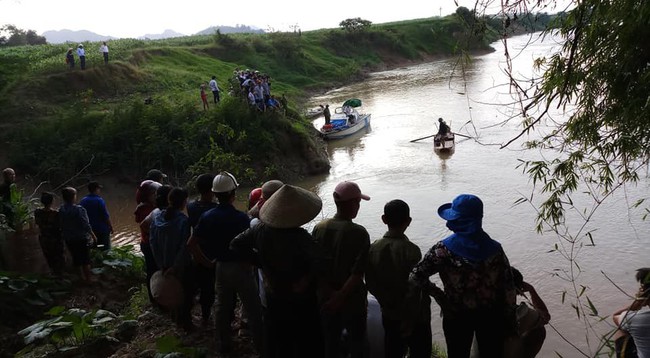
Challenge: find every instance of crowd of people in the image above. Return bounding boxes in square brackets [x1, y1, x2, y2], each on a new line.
[128, 169, 555, 358]
[198, 69, 285, 113]
[1, 167, 113, 282]
[1, 165, 648, 358]
[232, 68, 285, 112]
[64, 42, 109, 70]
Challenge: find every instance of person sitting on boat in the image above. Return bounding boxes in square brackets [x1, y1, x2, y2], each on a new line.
[343, 106, 357, 125]
[438, 118, 450, 136]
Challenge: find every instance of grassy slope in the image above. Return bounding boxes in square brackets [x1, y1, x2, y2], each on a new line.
[0, 15, 516, 182]
[0, 16, 494, 118]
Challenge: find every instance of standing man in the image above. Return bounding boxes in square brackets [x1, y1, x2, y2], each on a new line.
[324, 104, 331, 125]
[79, 181, 113, 251]
[209, 76, 220, 104]
[100, 41, 109, 64]
[0, 168, 16, 203]
[77, 44, 86, 70]
[437, 117, 450, 135]
[0, 168, 17, 229]
[187, 172, 263, 355]
[366, 200, 431, 358]
[312, 181, 371, 358]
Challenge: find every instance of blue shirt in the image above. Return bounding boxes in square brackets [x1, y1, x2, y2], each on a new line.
[59, 203, 93, 242]
[79, 193, 111, 234]
[194, 203, 250, 262]
[150, 210, 190, 269]
[187, 200, 217, 229]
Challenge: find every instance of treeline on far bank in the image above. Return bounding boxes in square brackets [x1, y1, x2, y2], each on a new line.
[0, 11, 557, 185]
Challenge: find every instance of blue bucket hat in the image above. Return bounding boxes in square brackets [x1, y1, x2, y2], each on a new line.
[438, 194, 483, 221]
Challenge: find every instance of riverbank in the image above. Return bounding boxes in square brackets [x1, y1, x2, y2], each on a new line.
[0, 13, 521, 185]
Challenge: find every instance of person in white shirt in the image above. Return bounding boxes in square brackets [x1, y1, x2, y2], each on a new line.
[247, 88, 256, 107]
[209, 76, 220, 103]
[613, 268, 650, 358]
[77, 44, 86, 70]
[100, 42, 109, 64]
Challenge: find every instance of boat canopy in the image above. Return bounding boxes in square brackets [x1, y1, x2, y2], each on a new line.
[342, 99, 362, 108]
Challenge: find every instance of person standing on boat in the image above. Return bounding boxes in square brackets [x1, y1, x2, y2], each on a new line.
[437, 118, 450, 136]
[324, 104, 331, 125]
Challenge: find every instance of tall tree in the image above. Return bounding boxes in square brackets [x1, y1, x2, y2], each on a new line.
[486, 0, 650, 355]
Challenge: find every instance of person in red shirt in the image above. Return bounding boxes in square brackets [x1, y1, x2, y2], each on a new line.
[200, 84, 209, 111]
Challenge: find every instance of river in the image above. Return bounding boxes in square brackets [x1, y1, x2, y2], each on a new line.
[79, 33, 649, 356]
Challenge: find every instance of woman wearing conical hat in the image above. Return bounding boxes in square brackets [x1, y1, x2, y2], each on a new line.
[230, 184, 326, 358]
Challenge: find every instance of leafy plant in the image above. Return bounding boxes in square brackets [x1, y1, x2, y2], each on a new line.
[0, 272, 70, 318]
[155, 335, 206, 358]
[0, 184, 38, 231]
[90, 244, 144, 279]
[17, 306, 116, 349]
[339, 18, 373, 33]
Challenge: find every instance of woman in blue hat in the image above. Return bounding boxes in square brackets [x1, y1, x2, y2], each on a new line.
[408, 194, 516, 358]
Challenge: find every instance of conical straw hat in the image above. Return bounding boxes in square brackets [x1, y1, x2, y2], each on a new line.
[260, 185, 322, 228]
[150, 270, 183, 308]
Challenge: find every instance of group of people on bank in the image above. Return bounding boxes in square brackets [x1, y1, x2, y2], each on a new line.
[233, 68, 284, 112]
[65, 41, 110, 70]
[3, 164, 648, 358]
[199, 69, 284, 113]
[1, 167, 113, 282]
[128, 168, 555, 358]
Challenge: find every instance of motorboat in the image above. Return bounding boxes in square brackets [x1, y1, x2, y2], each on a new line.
[319, 99, 371, 140]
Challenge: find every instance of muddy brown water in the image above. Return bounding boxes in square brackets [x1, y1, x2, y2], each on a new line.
[6, 33, 648, 356]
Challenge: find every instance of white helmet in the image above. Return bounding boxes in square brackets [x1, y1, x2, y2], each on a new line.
[212, 171, 239, 193]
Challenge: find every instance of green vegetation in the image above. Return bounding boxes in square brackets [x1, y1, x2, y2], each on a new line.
[485, 0, 649, 356]
[339, 18, 373, 32]
[156, 335, 206, 358]
[0, 14, 551, 183]
[0, 272, 71, 319]
[90, 244, 145, 279]
[18, 306, 117, 350]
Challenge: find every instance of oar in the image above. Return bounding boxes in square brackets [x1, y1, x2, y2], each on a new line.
[452, 132, 473, 139]
[410, 134, 436, 143]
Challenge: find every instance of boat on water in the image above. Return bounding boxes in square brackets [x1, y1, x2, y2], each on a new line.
[304, 106, 324, 119]
[434, 132, 455, 153]
[319, 99, 371, 140]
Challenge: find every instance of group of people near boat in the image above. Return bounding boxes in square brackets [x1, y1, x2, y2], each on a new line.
[2, 164, 648, 358]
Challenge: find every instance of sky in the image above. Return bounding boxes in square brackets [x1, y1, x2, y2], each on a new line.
[0, 0, 569, 38]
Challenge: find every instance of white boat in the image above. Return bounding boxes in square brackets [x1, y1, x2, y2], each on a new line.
[434, 132, 455, 153]
[319, 99, 371, 140]
[304, 106, 324, 119]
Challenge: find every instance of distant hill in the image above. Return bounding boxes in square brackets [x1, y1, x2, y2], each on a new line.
[140, 29, 186, 40]
[195, 25, 264, 35]
[42, 29, 115, 44]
